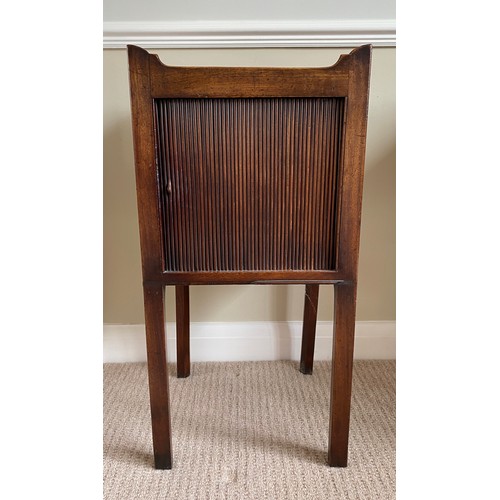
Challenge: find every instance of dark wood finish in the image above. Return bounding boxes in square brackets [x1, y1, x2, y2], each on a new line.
[128, 45, 164, 279]
[152, 270, 349, 286]
[300, 284, 320, 375]
[334, 48, 371, 276]
[128, 43, 370, 286]
[155, 98, 344, 273]
[175, 285, 190, 378]
[127, 44, 371, 469]
[149, 57, 349, 98]
[143, 284, 172, 469]
[328, 283, 357, 467]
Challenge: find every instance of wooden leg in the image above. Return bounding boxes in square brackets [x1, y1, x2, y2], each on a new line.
[175, 285, 190, 378]
[328, 282, 357, 467]
[300, 284, 319, 374]
[143, 284, 172, 469]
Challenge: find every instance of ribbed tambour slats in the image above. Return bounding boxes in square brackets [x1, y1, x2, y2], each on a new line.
[154, 98, 345, 272]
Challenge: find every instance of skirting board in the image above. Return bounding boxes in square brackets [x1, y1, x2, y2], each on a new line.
[103, 321, 395, 363]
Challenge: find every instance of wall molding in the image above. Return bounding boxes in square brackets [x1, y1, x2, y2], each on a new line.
[103, 20, 396, 49]
[103, 320, 395, 363]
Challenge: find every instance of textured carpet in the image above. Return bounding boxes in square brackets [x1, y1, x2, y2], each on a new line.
[104, 360, 395, 499]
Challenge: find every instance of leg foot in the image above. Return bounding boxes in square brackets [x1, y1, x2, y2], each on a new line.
[154, 454, 172, 470]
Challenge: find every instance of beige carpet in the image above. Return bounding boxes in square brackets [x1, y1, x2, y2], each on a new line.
[104, 360, 395, 499]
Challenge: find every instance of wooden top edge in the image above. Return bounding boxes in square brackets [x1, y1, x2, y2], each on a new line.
[127, 44, 371, 71]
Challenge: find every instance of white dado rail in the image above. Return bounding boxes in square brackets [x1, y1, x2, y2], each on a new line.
[103, 20, 396, 48]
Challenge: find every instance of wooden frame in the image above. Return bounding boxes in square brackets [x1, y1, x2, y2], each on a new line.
[128, 44, 371, 469]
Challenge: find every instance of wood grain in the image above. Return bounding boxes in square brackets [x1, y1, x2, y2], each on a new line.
[175, 285, 190, 378]
[127, 44, 371, 469]
[300, 284, 320, 375]
[143, 284, 172, 469]
[328, 282, 357, 467]
[149, 57, 349, 98]
[155, 97, 344, 273]
[128, 45, 164, 279]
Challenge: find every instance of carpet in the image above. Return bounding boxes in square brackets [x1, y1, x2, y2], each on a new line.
[104, 360, 395, 499]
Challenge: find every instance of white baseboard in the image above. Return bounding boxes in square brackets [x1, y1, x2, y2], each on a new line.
[103, 321, 395, 363]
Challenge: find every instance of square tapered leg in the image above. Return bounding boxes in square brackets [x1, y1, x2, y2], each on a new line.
[328, 282, 357, 467]
[175, 285, 190, 378]
[143, 284, 172, 469]
[300, 284, 319, 374]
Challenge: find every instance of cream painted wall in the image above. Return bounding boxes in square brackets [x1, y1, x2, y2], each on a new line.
[103, 47, 395, 324]
[104, 0, 394, 22]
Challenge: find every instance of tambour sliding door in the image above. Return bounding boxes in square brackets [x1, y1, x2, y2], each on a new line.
[153, 97, 346, 273]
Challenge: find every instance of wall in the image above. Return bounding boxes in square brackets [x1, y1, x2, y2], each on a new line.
[103, 47, 395, 335]
[104, 0, 395, 22]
